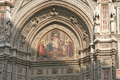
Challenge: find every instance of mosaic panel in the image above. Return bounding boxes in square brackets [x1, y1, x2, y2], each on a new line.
[37, 29, 74, 60]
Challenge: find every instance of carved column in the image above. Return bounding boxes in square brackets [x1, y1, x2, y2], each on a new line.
[25, 66, 29, 80]
[2, 61, 7, 80]
[80, 50, 84, 80]
[80, 50, 85, 80]
[97, 55, 101, 80]
[94, 0, 117, 80]
[0, 1, 14, 80]
[2, 55, 9, 80]
[11, 62, 16, 80]
[90, 54, 94, 80]
[112, 54, 116, 80]
[90, 43, 94, 80]
[80, 61, 84, 80]
[25, 54, 30, 80]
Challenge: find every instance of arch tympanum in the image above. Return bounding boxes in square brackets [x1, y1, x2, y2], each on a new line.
[13, 5, 92, 61]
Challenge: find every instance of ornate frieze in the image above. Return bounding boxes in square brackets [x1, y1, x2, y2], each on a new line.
[30, 66, 79, 77]
[30, 75, 80, 80]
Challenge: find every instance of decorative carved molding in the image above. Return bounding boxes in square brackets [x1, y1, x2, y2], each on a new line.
[50, 8, 59, 16]
[69, 16, 78, 24]
[31, 17, 39, 27]
[30, 76, 80, 80]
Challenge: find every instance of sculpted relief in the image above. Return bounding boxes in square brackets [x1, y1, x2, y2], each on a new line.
[36, 29, 74, 60]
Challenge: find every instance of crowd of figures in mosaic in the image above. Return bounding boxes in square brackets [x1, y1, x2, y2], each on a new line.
[37, 29, 74, 60]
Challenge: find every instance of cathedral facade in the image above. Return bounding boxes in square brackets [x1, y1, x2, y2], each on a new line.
[0, 0, 120, 80]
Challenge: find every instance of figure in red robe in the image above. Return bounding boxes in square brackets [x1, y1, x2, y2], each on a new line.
[39, 42, 45, 56]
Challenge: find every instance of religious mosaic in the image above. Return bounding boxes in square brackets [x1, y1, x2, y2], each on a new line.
[37, 29, 74, 60]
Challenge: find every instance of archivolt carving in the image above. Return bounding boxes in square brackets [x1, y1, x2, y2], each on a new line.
[18, 7, 90, 51]
[13, 6, 92, 62]
[13, 0, 93, 26]
[69, 16, 78, 24]
[12, 0, 94, 48]
[31, 17, 40, 27]
[50, 8, 59, 16]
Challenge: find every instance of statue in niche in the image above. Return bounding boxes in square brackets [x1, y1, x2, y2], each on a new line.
[50, 8, 59, 16]
[70, 16, 78, 24]
[5, 7, 12, 43]
[31, 17, 39, 27]
[94, 5, 100, 34]
[5, 20, 12, 42]
[110, 4, 116, 33]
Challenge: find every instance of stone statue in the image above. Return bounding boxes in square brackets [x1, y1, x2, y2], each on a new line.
[5, 7, 12, 42]
[110, 4, 116, 33]
[5, 20, 12, 42]
[94, 5, 100, 34]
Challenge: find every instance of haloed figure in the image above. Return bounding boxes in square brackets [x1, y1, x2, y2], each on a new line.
[51, 34, 59, 51]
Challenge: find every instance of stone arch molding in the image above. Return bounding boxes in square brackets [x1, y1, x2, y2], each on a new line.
[30, 24, 80, 61]
[13, 0, 93, 25]
[12, 1, 93, 61]
[24, 18, 83, 60]
[12, 0, 94, 46]
[27, 19, 82, 50]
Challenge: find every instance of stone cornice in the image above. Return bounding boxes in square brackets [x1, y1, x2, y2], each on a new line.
[31, 60, 79, 67]
[94, 38, 118, 43]
[0, 1, 14, 8]
[95, 49, 117, 56]
[79, 55, 90, 64]
[0, 55, 79, 66]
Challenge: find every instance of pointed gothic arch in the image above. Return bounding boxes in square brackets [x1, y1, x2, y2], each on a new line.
[11, 1, 94, 61]
[12, 0, 94, 48]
